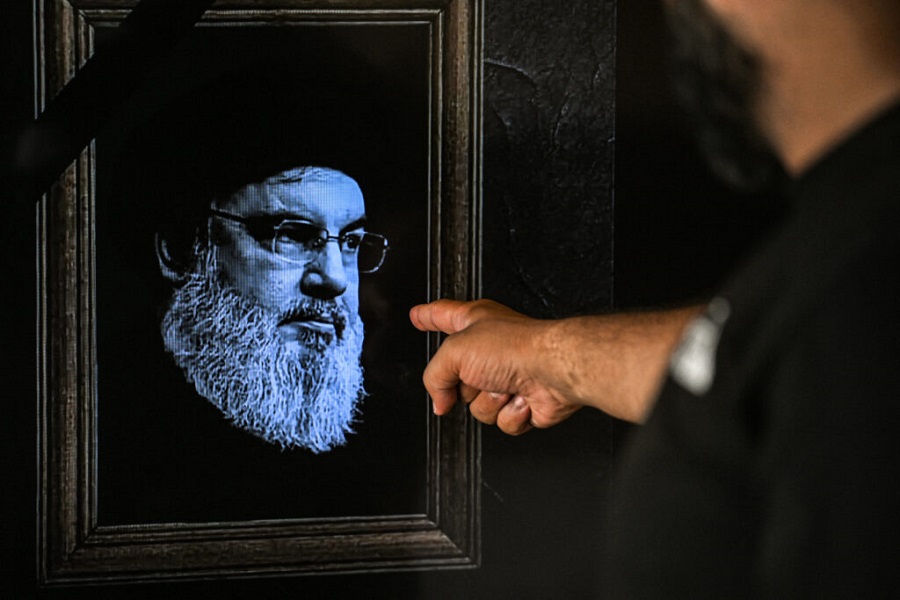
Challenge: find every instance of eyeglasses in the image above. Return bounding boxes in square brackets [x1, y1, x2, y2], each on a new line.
[210, 209, 390, 273]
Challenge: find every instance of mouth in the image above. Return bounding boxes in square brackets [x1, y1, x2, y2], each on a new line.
[279, 317, 335, 335]
[277, 303, 348, 340]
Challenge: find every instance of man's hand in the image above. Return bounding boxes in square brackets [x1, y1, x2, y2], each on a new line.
[411, 299, 704, 432]
[409, 299, 580, 435]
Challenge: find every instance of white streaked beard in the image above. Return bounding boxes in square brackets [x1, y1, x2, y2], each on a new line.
[160, 245, 366, 453]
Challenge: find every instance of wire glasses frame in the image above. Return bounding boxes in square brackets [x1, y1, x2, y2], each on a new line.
[210, 209, 390, 273]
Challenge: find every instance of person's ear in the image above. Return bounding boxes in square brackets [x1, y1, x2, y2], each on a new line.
[155, 232, 189, 284]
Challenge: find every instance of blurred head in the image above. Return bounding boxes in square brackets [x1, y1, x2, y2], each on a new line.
[663, 0, 781, 191]
[157, 166, 388, 453]
[663, 0, 900, 182]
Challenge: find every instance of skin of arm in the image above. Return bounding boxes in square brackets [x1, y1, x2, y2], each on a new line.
[409, 299, 702, 434]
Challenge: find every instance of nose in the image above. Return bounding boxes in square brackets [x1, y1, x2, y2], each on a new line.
[299, 239, 348, 299]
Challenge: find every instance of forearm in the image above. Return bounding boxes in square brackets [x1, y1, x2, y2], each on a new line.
[410, 298, 704, 430]
[538, 305, 703, 423]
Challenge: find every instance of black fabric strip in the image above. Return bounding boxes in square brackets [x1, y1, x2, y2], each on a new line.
[13, 0, 215, 203]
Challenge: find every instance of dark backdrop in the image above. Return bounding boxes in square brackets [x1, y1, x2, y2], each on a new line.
[1, 0, 781, 597]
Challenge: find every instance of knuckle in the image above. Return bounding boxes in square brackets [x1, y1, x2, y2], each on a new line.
[499, 419, 530, 436]
[529, 410, 554, 429]
[469, 405, 498, 426]
[466, 298, 496, 318]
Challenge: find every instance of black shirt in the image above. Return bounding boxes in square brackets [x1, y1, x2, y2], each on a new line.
[605, 103, 900, 598]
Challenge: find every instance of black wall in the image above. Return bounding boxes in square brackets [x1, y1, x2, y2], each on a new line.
[1, 0, 780, 598]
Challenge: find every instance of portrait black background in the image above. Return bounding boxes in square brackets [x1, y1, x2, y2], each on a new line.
[94, 24, 431, 524]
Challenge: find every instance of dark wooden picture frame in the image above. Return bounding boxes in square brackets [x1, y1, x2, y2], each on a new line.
[37, 0, 482, 584]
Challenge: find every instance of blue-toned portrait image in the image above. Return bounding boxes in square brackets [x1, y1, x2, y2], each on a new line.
[157, 166, 388, 452]
[95, 24, 430, 525]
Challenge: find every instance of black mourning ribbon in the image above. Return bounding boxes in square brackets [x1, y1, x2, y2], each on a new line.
[13, 0, 215, 204]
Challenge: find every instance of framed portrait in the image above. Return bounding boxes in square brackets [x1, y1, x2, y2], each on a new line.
[37, 0, 482, 584]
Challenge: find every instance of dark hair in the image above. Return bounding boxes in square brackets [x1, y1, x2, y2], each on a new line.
[663, 0, 783, 191]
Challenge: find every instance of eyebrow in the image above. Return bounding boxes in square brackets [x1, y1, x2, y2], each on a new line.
[337, 217, 368, 234]
[253, 213, 369, 234]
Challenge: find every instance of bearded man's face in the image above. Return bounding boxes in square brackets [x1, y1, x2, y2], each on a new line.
[159, 166, 373, 453]
[664, 0, 782, 191]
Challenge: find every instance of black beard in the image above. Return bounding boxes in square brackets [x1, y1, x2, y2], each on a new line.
[664, 0, 783, 191]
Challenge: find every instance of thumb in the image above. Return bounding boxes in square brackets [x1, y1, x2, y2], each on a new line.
[409, 298, 472, 334]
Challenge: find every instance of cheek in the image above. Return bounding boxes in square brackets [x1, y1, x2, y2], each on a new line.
[345, 280, 361, 314]
[217, 240, 297, 308]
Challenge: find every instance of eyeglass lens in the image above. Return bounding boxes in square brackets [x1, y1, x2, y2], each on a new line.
[273, 222, 387, 272]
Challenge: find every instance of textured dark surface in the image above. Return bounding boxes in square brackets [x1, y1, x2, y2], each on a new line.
[458, 2, 620, 598]
[482, 0, 616, 317]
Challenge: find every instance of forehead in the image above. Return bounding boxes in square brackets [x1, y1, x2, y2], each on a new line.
[218, 168, 366, 225]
